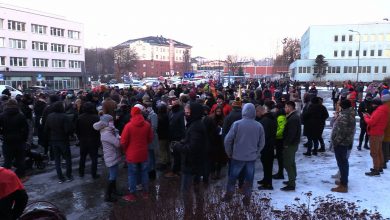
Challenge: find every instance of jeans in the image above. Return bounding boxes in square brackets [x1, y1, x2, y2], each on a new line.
[2, 142, 26, 177]
[334, 145, 349, 186]
[108, 164, 118, 181]
[79, 143, 98, 176]
[52, 142, 72, 179]
[127, 162, 149, 193]
[226, 159, 255, 197]
[307, 136, 319, 154]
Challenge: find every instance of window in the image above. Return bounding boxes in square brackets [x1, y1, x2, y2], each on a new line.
[9, 39, 26, 49]
[8, 20, 25, 31]
[32, 41, 48, 51]
[362, 66, 367, 73]
[363, 50, 367, 56]
[367, 66, 371, 73]
[378, 50, 383, 57]
[349, 35, 353, 41]
[299, 67, 303, 73]
[383, 66, 387, 73]
[375, 66, 379, 73]
[32, 58, 48, 67]
[336, 66, 340, 73]
[0, 37, 4, 47]
[348, 50, 352, 57]
[370, 50, 375, 56]
[334, 35, 338, 42]
[307, 67, 311, 73]
[341, 50, 345, 57]
[10, 57, 27, 67]
[31, 24, 47, 34]
[52, 59, 65, 68]
[344, 66, 348, 73]
[68, 30, 80, 39]
[341, 35, 345, 42]
[155, 55, 158, 59]
[356, 50, 359, 56]
[0, 56, 5, 66]
[334, 50, 338, 57]
[51, 43, 65, 52]
[69, 60, 81, 68]
[68, 45, 80, 54]
[353, 66, 357, 73]
[348, 66, 353, 73]
[0, 19, 3, 29]
[50, 27, 64, 37]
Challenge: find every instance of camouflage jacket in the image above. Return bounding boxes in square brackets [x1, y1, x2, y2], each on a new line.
[331, 107, 356, 147]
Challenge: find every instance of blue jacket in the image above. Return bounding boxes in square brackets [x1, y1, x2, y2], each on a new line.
[224, 103, 265, 161]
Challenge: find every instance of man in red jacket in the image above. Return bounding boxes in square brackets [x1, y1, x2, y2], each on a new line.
[120, 104, 153, 202]
[364, 97, 389, 176]
[210, 94, 232, 116]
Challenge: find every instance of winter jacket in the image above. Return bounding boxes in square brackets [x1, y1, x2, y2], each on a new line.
[204, 115, 227, 163]
[383, 102, 390, 142]
[210, 103, 232, 117]
[358, 99, 373, 128]
[364, 104, 389, 136]
[0, 167, 24, 199]
[258, 112, 277, 153]
[331, 107, 356, 147]
[121, 107, 153, 163]
[222, 107, 242, 137]
[224, 103, 265, 161]
[0, 107, 28, 144]
[283, 110, 302, 146]
[276, 114, 287, 140]
[302, 103, 329, 138]
[146, 108, 159, 150]
[157, 113, 170, 140]
[44, 102, 73, 144]
[169, 105, 185, 141]
[76, 113, 100, 147]
[93, 121, 121, 167]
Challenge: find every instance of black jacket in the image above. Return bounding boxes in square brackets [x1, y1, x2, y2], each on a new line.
[222, 107, 242, 137]
[44, 102, 73, 144]
[169, 105, 185, 141]
[157, 113, 170, 140]
[258, 112, 277, 152]
[76, 113, 100, 146]
[283, 111, 302, 146]
[0, 107, 28, 144]
[302, 103, 329, 138]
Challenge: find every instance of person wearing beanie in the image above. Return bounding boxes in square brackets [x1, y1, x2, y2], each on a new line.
[76, 102, 101, 179]
[357, 93, 374, 150]
[143, 96, 159, 181]
[93, 114, 122, 202]
[364, 96, 389, 176]
[210, 94, 232, 116]
[0, 99, 29, 178]
[120, 105, 153, 202]
[381, 94, 390, 169]
[330, 99, 355, 193]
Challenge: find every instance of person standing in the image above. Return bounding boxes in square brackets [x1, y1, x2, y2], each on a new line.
[44, 101, 73, 183]
[364, 97, 389, 176]
[272, 102, 287, 179]
[330, 100, 356, 193]
[76, 102, 101, 179]
[223, 103, 265, 205]
[33, 93, 47, 147]
[281, 101, 301, 191]
[210, 94, 232, 116]
[121, 104, 153, 202]
[0, 99, 29, 178]
[357, 93, 373, 150]
[332, 86, 340, 111]
[382, 95, 390, 169]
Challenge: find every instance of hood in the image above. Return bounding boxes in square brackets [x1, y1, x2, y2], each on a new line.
[188, 103, 204, 123]
[93, 120, 108, 131]
[242, 103, 256, 119]
[130, 108, 145, 127]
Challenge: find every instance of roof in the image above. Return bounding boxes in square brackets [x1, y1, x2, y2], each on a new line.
[116, 36, 192, 48]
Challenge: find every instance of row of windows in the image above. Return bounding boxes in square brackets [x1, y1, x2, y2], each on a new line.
[298, 65, 388, 74]
[0, 19, 80, 39]
[334, 49, 384, 57]
[334, 34, 390, 42]
[0, 37, 81, 54]
[0, 56, 82, 68]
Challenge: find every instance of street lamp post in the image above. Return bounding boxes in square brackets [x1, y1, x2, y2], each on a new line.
[349, 29, 361, 82]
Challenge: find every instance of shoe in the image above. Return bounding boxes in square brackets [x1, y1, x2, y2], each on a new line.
[335, 180, 341, 185]
[58, 177, 66, 184]
[104, 182, 118, 203]
[122, 194, 137, 202]
[383, 164, 387, 169]
[258, 184, 274, 190]
[136, 184, 143, 191]
[364, 145, 370, 150]
[92, 174, 101, 179]
[331, 185, 348, 193]
[222, 193, 233, 202]
[318, 148, 325, 153]
[141, 192, 149, 200]
[164, 172, 179, 178]
[303, 152, 311, 156]
[370, 168, 384, 174]
[280, 185, 295, 191]
[282, 181, 289, 185]
[257, 179, 265, 185]
[312, 151, 318, 156]
[365, 170, 380, 176]
[242, 196, 251, 206]
[331, 173, 340, 179]
[272, 174, 284, 179]
[66, 176, 74, 182]
[357, 145, 362, 151]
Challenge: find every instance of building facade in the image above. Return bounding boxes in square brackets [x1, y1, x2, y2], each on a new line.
[0, 3, 84, 89]
[290, 23, 390, 82]
[114, 36, 191, 78]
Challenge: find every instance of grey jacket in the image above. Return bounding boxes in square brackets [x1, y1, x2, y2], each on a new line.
[224, 103, 265, 161]
[93, 121, 121, 167]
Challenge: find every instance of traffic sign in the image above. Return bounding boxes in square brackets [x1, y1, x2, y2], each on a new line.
[37, 74, 43, 81]
[0, 73, 4, 81]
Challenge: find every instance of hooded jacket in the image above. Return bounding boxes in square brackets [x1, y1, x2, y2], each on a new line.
[121, 107, 153, 163]
[364, 104, 389, 136]
[0, 167, 25, 200]
[224, 103, 265, 161]
[93, 120, 121, 167]
[222, 106, 242, 137]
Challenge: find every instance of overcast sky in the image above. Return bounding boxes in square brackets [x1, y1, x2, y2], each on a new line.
[2, 0, 390, 59]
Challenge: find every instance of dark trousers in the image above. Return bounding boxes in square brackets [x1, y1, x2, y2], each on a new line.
[52, 142, 72, 179]
[359, 125, 369, 147]
[172, 148, 181, 174]
[260, 147, 274, 185]
[274, 139, 284, 175]
[319, 136, 325, 149]
[2, 143, 26, 177]
[307, 136, 319, 154]
[79, 144, 98, 176]
[0, 189, 28, 220]
[334, 145, 349, 186]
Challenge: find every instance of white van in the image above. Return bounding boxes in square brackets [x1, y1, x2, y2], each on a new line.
[0, 85, 23, 98]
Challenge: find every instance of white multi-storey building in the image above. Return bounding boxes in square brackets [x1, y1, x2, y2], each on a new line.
[0, 3, 84, 89]
[290, 23, 390, 82]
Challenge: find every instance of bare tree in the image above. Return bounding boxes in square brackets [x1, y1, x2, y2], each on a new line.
[273, 37, 301, 77]
[114, 46, 138, 81]
[226, 55, 241, 76]
[183, 49, 191, 73]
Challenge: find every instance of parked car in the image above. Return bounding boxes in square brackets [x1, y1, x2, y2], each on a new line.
[24, 86, 57, 96]
[0, 85, 23, 98]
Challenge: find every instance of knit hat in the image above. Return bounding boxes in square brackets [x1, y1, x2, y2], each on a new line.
[134, 104, 145, 112]
[231, 97, 242, 108]
[100, 114, 113, 123]
[381, 94, 390, 103]
[142, 94, 152, 106]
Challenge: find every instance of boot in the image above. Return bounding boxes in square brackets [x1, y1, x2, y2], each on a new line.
[365, 170, 380, 176]
[331, 184, 348, 193]
[357, 143, 362, 151]
[112, 180, 123, 196]
[363, 144, 370, 150]
[104, 181, 117, 202]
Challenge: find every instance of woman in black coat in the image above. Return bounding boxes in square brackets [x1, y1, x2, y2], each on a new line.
[302, 97, 329, 156]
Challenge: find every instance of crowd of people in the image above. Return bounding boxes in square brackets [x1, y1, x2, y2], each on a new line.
[1, 78, 390, 218]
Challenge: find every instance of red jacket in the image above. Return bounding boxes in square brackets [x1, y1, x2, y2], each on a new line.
[0, 168, 24, 199]
[364, 104, 389, 136]
[210, 103, 232, 116]
[121, 107, 153, 163]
